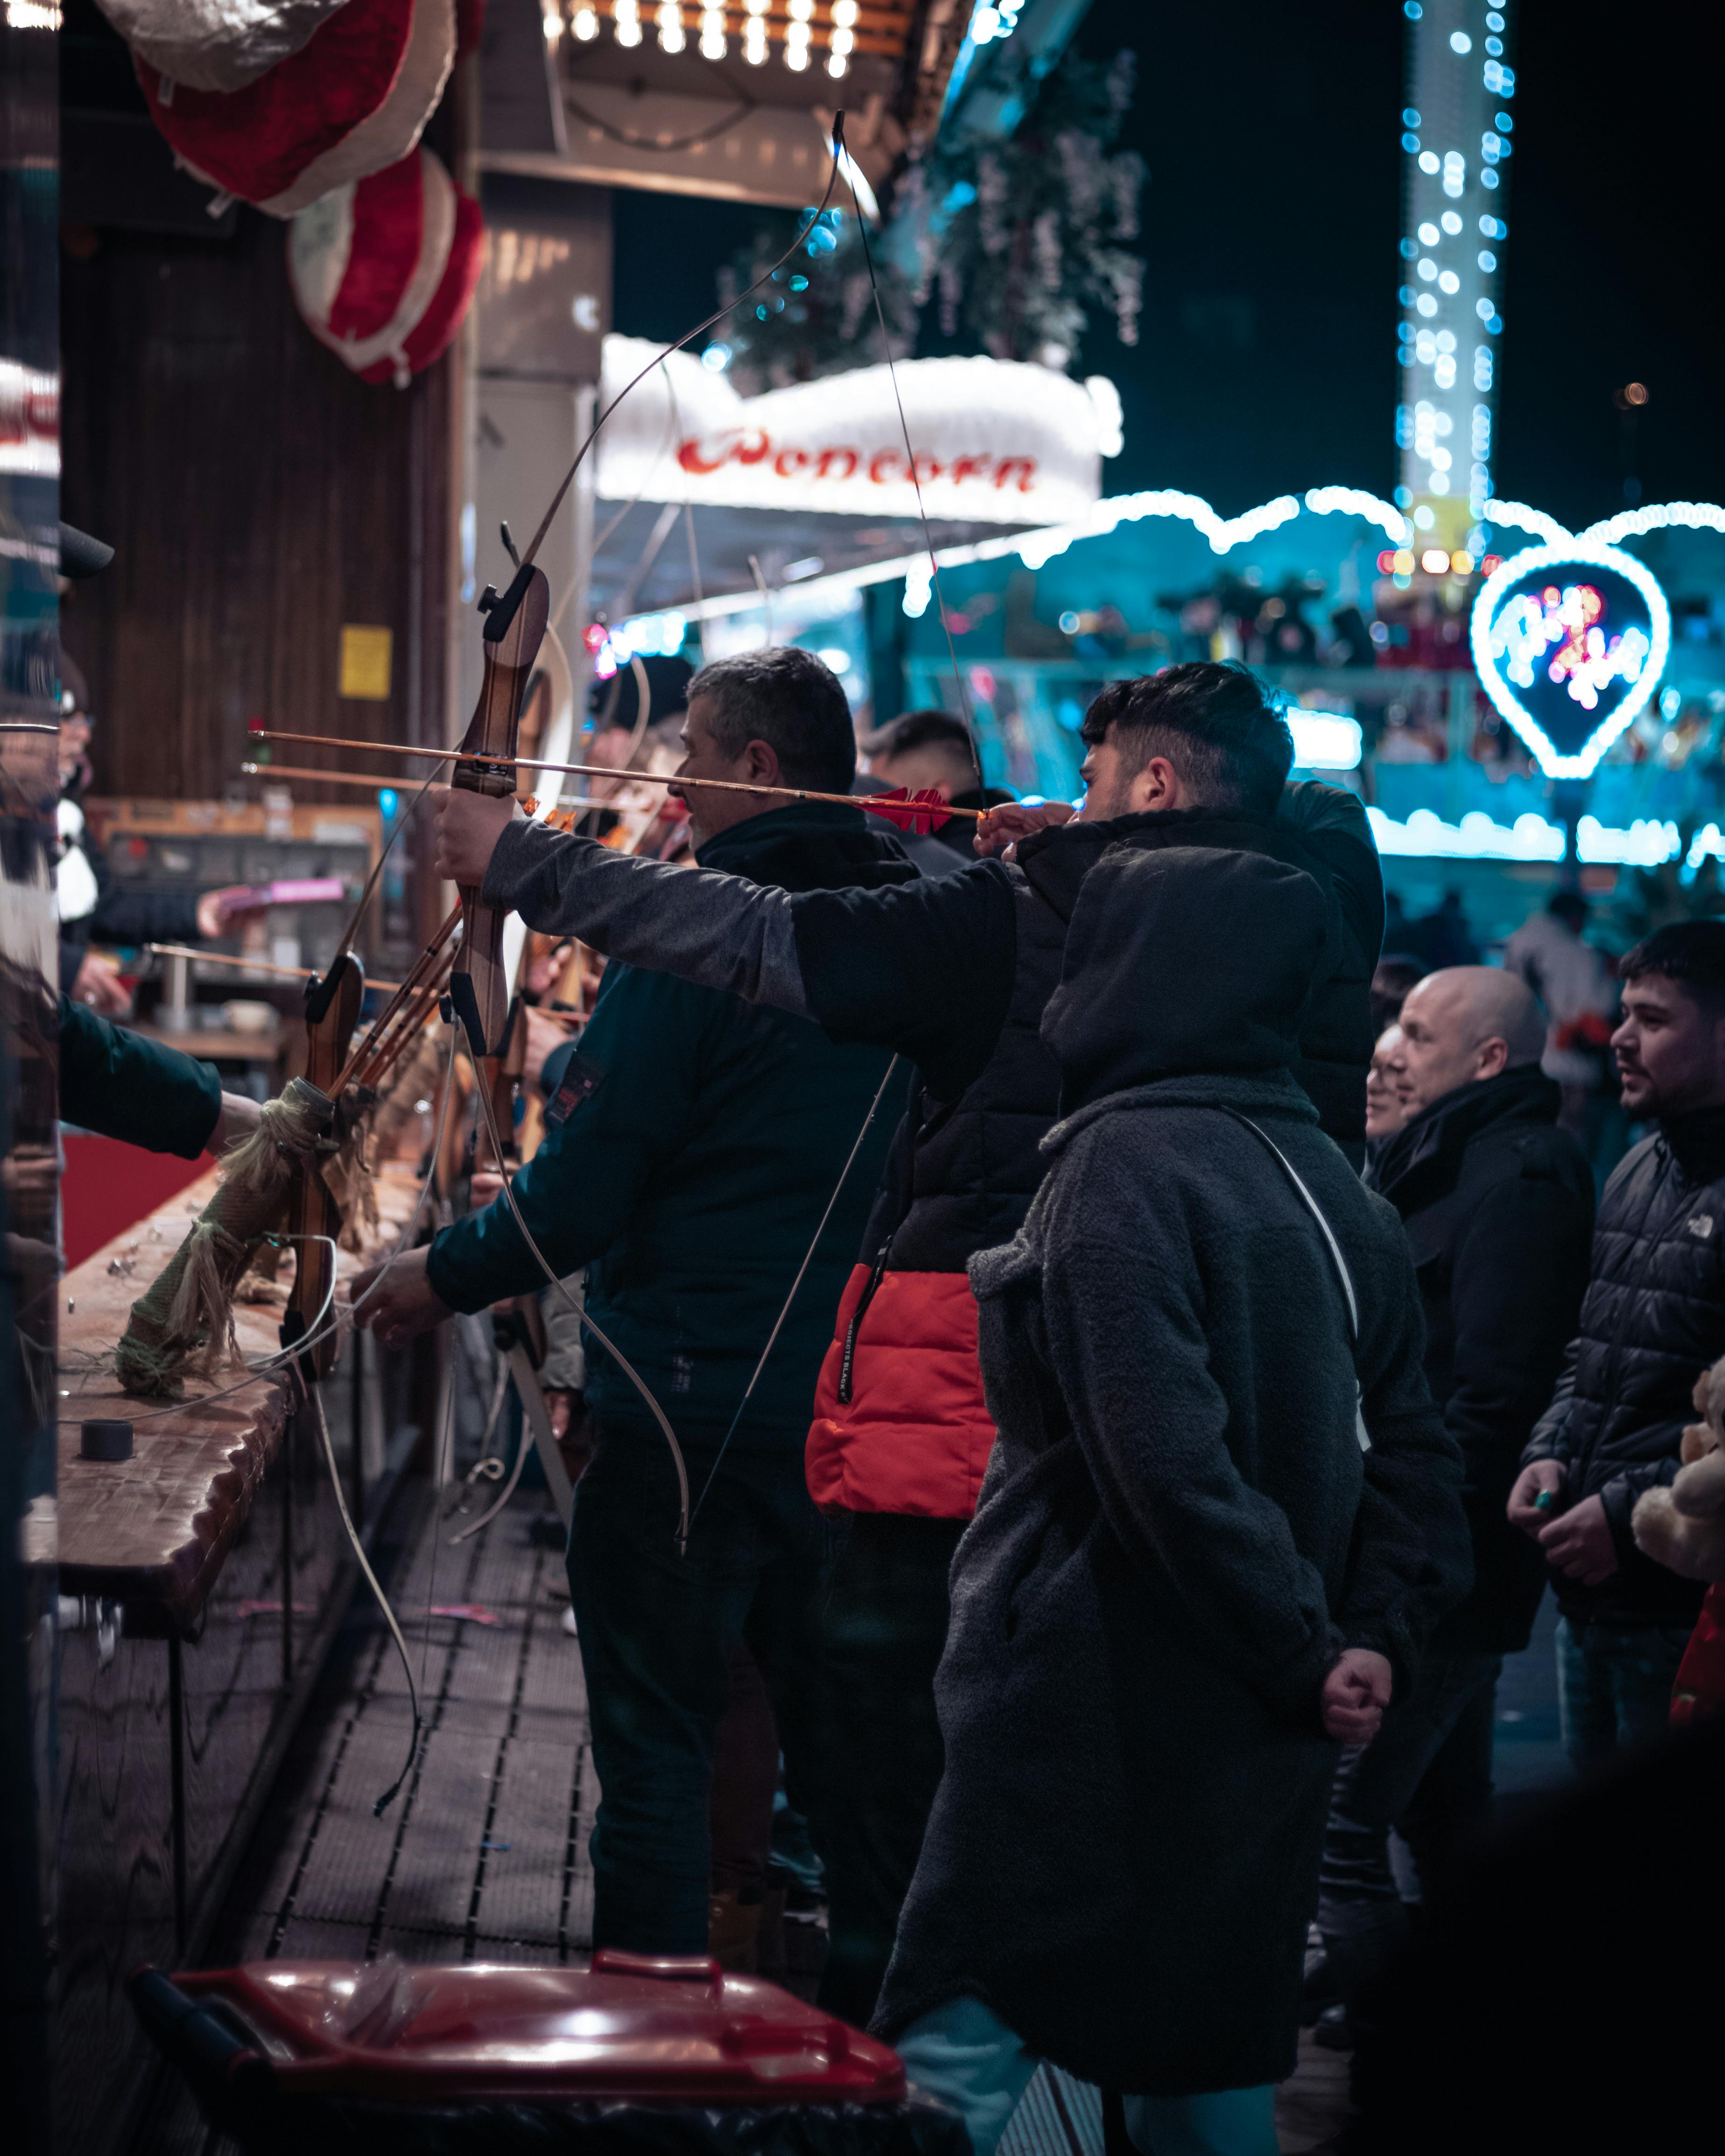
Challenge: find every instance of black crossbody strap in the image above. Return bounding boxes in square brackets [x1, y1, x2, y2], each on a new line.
[1212, 1107, 1372, 1454]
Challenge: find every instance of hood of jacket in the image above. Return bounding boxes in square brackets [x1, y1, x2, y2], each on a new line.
[1039, 844, 1335, 1111]
[1370, 1063, 1563, 1213]
[694, 798, 917, 895]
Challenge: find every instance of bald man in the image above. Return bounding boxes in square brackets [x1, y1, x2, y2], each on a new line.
[1313, 964, 1595, 2066]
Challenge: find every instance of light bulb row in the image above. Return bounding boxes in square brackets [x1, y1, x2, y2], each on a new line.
[559, 0, 861, 73]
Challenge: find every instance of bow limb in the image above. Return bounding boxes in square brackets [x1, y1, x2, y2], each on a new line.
[280, 950, 367, 1385]
[450, 565, 550, 1056]
[274, 949, 427, 1815]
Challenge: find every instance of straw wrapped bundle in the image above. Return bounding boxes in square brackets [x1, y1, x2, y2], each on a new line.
[114, 1078, 334, 1398]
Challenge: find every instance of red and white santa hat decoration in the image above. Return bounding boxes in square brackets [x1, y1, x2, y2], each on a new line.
[95, 0, 353, 92]
[287, 145, 482, 387]
[125, 0, 456, 219]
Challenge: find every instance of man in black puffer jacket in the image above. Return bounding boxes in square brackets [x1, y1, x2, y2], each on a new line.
[1510, 921, 1725, 1765]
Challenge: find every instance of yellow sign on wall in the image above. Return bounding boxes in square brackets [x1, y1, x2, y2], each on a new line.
[339, 625, 393, 701]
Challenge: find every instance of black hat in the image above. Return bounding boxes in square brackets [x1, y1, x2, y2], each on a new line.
[59, 522, 114, 580]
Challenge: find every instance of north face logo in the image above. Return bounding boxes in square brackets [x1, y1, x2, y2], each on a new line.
[1688, 1215, 1715, 1240]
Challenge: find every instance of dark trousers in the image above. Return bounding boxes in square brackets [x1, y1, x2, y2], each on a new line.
[1318, 1644, 1503, 1993]
[817, 1510, 966, 2030]
[567, 1424, 833, 1953]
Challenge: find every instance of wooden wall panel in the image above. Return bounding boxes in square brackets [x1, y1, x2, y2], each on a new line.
[58, 205, 452, 818]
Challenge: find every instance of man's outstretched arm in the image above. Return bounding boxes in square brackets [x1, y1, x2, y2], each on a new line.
[436, 788, 1018, 1097]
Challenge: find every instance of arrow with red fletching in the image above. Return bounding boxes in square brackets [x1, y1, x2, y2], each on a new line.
[242, 726, 988, 829]
[859, 787, 954, 835]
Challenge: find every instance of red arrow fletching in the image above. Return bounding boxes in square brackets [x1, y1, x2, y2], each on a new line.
[861, 787, 953, 836]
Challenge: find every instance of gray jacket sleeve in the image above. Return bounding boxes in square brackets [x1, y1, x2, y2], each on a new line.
[482, 819, 810, 1016]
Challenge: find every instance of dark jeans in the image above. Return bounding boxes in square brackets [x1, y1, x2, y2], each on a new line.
[1554, 1615, 1692, 1769]
[816, 1510, 966, 2030]
[708, 1644, 778, 1897]
[1318, 1644, 1503, 1994]
[567, 1423, 834, 1953]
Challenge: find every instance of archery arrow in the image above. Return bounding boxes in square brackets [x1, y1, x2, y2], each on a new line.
[245, 729, 971, 835]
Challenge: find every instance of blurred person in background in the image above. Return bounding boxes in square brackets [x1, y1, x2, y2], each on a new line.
[1503, 888, 1619, 1151]
[1369, 954, 1426, 1036]
[860, 709, 1012, 878]
[1363, 1026, 1409, 1164]
[1315, 969, 1593, 2079]
[1508, 922, 1725, 1767]
[54, 645, 261, 1016]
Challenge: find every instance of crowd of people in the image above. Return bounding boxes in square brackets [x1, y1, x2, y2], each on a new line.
[78, 637, 1721, 2152]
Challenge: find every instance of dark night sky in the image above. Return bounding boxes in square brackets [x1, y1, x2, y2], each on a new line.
[612, 0, 1723, 533]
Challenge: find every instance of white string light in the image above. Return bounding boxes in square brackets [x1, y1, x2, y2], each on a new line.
[743, 0, 767, 63]
[614, 0, 642, 46]
[656, 0, 685, 51]
[828, 1, 853, 74]
[573, 4, 599, 35]
[699, 4, 726, 56]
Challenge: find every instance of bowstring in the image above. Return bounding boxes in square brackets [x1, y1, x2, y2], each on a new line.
[517, 147, 845, 574]
[842, 124, 986, 792]
[471, 1070, 691, 1553]
[686, 1054, 901, 1538]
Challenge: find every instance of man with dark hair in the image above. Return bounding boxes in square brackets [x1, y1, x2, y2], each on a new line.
[1508, 919, 1725, 1763]
[432, 656, 1384, 2020]
[1076, 662, 1293, 818]
[861, 708, 1013, 877]
[685, 646, 859, 793]
[359, 648, 915, 1961]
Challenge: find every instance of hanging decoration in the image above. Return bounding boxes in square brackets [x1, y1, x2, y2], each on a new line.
[287, 146, 482, 387]
[131, 0, 455, 218]
[714, 45, 1145, 393]
[92, 0, 353, 93]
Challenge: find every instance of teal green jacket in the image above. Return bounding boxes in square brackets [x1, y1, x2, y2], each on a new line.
[426, 803, 915, 1447]
[59, 997, 221, 1157]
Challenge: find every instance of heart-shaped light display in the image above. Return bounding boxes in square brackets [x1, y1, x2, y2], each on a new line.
[1470, 541, 1670, 779]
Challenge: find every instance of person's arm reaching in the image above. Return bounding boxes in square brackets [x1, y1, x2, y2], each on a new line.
[58, 996, 232, 1157]
[440, 789, 1018, 1098]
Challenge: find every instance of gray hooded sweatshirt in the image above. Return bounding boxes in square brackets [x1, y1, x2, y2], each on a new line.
[873, 846, 1469, 2097]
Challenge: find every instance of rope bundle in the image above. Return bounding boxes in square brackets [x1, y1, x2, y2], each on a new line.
[114, 1079, 335, 1398]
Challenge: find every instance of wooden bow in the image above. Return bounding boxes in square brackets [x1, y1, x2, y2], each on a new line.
[279, 951, 366, 1383]
[448, 561, 550, 1056]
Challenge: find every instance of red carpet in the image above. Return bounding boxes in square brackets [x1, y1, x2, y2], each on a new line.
[62, 1133, 211, 1271]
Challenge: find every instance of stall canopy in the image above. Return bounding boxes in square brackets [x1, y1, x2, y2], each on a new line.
[589, 334, 1119, 618]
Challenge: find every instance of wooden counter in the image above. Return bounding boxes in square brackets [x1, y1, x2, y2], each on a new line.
[49, 1155, 430, 2156]
[56, 1158, 423, 1636]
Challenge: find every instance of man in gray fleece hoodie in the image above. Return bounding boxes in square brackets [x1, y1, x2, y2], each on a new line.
[875, 846, 1470, 2156]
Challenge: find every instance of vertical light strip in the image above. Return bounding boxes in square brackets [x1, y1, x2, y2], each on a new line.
[613, 0, 643, 47]
[828, 0, 856, 76]
[1395, 1, 1515, 557]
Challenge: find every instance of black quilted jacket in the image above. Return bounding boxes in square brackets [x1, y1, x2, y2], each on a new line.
[1521, 1108, 1725, 1626]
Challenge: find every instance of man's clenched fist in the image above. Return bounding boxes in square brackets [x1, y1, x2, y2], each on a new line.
[434, 786, 524, 887]
[350, 1244, 452, 1349]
